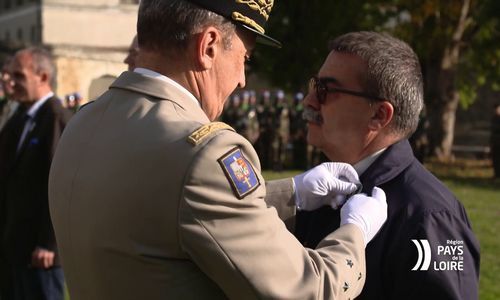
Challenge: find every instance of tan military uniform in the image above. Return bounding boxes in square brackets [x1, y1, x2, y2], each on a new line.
[49, 71, 365, 300]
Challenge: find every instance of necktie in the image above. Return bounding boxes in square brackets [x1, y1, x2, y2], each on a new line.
[16, 113, 33, 154]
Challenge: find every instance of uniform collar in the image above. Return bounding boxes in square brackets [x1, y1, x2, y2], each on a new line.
[359, 139, 416, 193]
[110, 71, 210, 124]
[133, 68, 200, 107]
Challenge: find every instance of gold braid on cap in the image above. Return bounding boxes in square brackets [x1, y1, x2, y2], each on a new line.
[236, 0, 274, 20]
[232, 12, 265, 34]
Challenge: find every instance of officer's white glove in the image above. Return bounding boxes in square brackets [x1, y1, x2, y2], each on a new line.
[340, 187, 388, 246]
[293, 162, 361, 211]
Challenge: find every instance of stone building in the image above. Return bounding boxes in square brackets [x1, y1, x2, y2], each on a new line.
[0, 0, 138, 103]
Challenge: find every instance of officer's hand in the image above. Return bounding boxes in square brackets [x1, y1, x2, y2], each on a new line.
[340, 187, 387, 246]
[31, 247, 55, 269]
[293, 162, 360, 211]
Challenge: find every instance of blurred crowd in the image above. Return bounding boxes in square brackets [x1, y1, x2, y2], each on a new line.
[220, 89, 326, 171]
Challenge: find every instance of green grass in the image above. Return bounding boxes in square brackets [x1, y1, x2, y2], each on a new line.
[426, 159, 500, 300]
[263, 159, 500, 300]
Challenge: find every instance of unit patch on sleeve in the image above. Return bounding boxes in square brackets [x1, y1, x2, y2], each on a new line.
[218, 147, 260, 199]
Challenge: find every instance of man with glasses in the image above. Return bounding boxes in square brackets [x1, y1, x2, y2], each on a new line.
[296, 31, 480, 299]
[49, 1, 388, 299]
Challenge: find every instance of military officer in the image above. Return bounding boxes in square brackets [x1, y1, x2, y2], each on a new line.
[48, 1, 388, 299]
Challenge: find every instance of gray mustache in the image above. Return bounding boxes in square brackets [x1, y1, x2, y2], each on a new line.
[302, 107, 323, 124]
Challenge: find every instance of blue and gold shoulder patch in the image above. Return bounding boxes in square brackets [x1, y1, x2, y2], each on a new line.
[218, 147, 260, 199]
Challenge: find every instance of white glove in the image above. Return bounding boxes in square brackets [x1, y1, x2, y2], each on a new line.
[293, 162, 361, 211]
[340, 187, 388, 246]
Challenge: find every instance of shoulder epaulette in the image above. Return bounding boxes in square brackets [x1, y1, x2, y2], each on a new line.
[77, 100, 95, 112]
[187, 122, 234, 146]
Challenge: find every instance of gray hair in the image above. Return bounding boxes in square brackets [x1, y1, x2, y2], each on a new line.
[19, 46, 57, 89]
[137, 0, 236, 53]
[329, 31, 424, 137]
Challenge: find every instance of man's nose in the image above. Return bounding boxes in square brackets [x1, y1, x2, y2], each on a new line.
[303, 92, 320, 109]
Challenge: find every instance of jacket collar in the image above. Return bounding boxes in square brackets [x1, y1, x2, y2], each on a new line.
[110, 71, 206, 120]
[359, 139, 415, 193]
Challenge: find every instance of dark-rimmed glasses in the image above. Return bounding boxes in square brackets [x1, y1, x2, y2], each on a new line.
[309, 76, 384, 104]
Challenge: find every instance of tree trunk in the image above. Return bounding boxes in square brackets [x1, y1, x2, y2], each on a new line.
[429, 89, 459, 161]
[425, 0, 472, 161]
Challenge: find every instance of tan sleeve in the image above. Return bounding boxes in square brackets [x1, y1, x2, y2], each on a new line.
[179, 130, 366, 300]
[264, 178, 296, 231]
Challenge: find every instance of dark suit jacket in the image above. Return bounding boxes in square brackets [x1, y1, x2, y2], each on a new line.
[295, 140, 480, 300]
[0, 96, 72, 267]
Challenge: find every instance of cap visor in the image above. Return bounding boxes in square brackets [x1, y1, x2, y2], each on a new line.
[240, 24, 282, 48]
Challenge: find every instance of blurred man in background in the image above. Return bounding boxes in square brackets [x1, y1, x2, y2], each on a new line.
[0, 57, 20, 133]
[0, 47, 71, 300]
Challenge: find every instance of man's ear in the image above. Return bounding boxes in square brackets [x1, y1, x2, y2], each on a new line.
[368, 101, 394, 131]
[195, 26, 221, 70]
[38, 71, 50, 86]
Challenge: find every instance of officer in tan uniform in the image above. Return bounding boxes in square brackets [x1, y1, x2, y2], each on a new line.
[48, 0, 388, 299]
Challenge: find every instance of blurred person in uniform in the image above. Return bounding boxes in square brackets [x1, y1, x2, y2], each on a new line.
[48, 1, 388, 299]
[291, 92, 308, 169]
[295, 31, 479, 299]
[123, 35, 139, 71]
[491, 102, 500, 178]
[409, 108, 430, 163]
[255, 89, 273, 169]
[0, 47, 72, 300]
[0, 57, 20, 133]
[221, 94, 243, 131]
[64, 92, 82, 113]
[240, 90, 250, 111]
[244, 90, 260, 144]
[271, 90, 290, 171]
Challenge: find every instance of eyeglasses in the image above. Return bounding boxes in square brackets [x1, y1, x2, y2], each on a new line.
[309, 76, 384, 104]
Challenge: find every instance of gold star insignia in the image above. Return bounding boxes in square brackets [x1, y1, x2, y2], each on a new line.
[343, 282, 349, 292]
[346, 259, 354, 268]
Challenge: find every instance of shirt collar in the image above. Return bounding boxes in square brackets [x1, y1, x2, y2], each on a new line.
[353, 147, 387, 176]
[26, 92, 54, 118]
[133, 68, 200, 107]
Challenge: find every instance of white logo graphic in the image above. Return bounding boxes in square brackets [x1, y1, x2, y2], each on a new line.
[411, 239, 432, 271]
[411, 239, 465, 271]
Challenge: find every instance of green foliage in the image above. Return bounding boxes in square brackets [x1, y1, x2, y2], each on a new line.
[251, 0, 371, 92]
[254, 0, 500, 107]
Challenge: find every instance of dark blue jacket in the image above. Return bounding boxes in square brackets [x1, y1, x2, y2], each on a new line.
[295, 140, 480, 299]
[0, 97, 72, 267]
